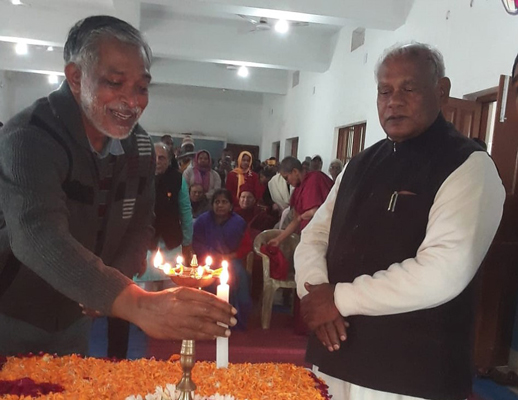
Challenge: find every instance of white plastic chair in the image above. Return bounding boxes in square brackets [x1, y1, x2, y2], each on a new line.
[253, 229, 300, 329]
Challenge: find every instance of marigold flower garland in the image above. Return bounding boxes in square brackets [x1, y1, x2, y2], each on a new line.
[0, 354, 330, 400]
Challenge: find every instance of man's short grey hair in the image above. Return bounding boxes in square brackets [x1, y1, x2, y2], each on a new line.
[64, 15, 152, 72]
[375, 42, 445, 84]
[154, 142, 171, 160]
[329, 159, 344, 169]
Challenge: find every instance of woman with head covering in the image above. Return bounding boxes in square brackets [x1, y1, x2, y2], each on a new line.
[225, 151, 261, 206]
[183, 150, 222, 200]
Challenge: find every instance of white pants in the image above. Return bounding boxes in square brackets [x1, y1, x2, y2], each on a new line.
[313, 366, 427, 400]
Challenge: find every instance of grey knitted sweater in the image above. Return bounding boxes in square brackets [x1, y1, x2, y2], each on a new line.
[0, 82, 155, 331]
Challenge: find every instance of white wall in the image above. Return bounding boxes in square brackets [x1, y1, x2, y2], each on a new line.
[141, 84, 263, 146]
[261, 0, 518, 168]
[0, 70, 9, 124]
[1, 71, 64, 119]
[0, 71, 264, 147]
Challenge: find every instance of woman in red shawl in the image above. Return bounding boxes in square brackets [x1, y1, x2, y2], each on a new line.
[225, 151, 261, 206]
[183, 150, 222, 200]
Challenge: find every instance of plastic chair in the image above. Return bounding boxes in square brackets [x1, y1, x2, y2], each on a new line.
[253, 229, 300, 329]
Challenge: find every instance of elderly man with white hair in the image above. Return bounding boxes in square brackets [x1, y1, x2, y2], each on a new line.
[296, 42, 505, 400]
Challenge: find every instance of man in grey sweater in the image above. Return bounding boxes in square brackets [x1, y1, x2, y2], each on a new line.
[0, 15, 236, 356]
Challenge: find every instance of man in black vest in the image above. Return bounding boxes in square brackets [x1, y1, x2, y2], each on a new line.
[513, 53, 518, 110]
[296, 43, 505, 400]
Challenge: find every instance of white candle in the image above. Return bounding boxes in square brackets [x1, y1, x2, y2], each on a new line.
[216, 261, 229, 369]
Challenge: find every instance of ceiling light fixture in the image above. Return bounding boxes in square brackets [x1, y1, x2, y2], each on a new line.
[15, 42, 28, 55]
[237, 66, 249, 78]
[48, 74, 59, 85]
[502, 0, 518, 14]
[275, 19, 289, 34]
[10, 0, 23, 5]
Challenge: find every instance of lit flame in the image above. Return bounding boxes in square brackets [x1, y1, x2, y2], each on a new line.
[176, 255, 184, 266]
[153, 249, 163, 269]
[197, 266, 204, 279]
[205, 256, 212, 267]
[220, 261, 229, 285]
[163, 263, 171, 275]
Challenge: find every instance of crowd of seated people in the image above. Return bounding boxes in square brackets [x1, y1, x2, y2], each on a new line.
[148, 136, 343, 331]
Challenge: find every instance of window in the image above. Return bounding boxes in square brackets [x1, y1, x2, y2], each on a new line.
[337, 122, 366, 164]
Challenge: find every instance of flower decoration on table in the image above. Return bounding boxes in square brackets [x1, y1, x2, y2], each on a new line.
[0, 354, 331, 400]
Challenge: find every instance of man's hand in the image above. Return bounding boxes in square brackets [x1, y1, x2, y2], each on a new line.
[267, 236, 281, 247]
[301, 282, 341, 330]
[315, 317, 349, 352]
[113, 285, 237, 341]
[182, 245, 193, 261]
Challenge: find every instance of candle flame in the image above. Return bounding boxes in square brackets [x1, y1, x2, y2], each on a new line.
[163, 263, 171, 275]
[220, 261, 229, 285]
[153, 249, 163, 269]
[205, 256, 212, 267]
[197, 266, 204, 279]
[176, 255, 183, 266]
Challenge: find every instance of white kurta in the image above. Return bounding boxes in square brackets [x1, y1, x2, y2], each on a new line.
[295, 151, 505, 400]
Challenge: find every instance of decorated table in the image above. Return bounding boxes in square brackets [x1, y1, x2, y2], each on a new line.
[0, 253, 330, 399]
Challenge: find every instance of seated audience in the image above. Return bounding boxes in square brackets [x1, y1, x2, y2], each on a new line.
[257, 166, 277, 211]
[177, 135, 196, 172]
[302, 160, 310, 173]
[183, 150, 221, 199]
[193, 189, 252, 329]
[160, 134, 175, 156]
[328, 159, 344, 181]
[310, 155, 323, 171]
[226, 151, 261, 206]
[136, 143, 193, 285]
[266, 157, 277, 167]
[216, 148, 234, 185]
[130, 143, 193, 358]
[190, 183, 210, 219]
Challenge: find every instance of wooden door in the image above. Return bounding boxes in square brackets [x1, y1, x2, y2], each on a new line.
[442, 97, 482, 138]
[472, 75, 518, 367]
[290, 137, 299, 158]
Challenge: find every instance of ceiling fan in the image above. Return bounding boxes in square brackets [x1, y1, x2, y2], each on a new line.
[237, 14, 309, 33]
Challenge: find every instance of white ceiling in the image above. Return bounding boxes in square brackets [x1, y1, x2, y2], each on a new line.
[0, 0, 414, 95]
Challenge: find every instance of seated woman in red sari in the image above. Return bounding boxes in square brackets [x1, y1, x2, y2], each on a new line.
[235, 184, 278, 241]
[193, 188, 252, 329]
[225, 151, 261, 206]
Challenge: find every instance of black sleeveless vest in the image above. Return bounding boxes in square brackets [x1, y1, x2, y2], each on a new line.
[307, 115, 482, 400]
[153, 166, 183, 250]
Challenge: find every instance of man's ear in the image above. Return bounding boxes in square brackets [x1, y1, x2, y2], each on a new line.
[64, 62, 82, 96]
[437, 77, 451, 105]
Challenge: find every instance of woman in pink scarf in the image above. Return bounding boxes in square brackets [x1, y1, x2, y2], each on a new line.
[183, 150, 222, 200]
[225, 151, 261, 206]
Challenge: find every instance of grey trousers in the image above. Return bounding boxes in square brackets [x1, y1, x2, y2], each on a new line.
[0, 314, 92, 356]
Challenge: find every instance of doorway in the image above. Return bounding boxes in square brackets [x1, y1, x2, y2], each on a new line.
[443, 77, 518, 368]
